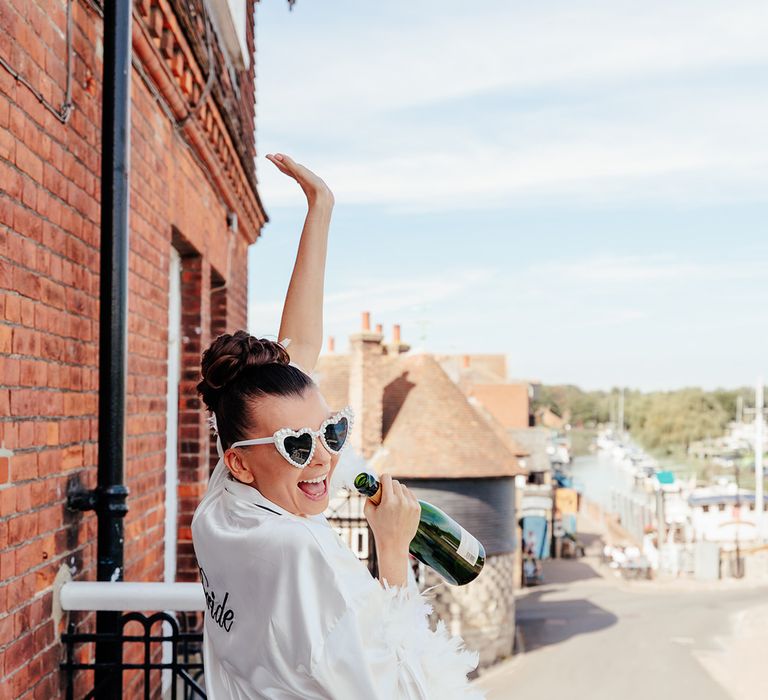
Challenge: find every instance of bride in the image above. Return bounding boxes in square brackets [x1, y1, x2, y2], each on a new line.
[191, 153, 483, 699]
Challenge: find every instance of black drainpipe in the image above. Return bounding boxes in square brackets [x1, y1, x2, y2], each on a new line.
[67, 1, 132, 697]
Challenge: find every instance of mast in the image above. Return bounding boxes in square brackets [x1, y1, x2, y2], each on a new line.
[755, 377, 764, 542]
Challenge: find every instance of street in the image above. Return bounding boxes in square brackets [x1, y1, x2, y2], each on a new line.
[473, 519, 768, 700]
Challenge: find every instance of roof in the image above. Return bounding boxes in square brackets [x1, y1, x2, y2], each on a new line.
[468, 396, 530, 459]
[434, 354, 507, 387]
[377, 354, 525, 479]
[689, 492, 768, 507]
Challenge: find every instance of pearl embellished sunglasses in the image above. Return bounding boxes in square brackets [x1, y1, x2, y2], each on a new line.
[229, 406, 354, 468]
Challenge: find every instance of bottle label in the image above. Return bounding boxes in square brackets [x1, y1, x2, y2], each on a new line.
[456, 526, 480, 566]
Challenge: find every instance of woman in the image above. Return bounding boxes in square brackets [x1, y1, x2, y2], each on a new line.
[191, 154, 483, 699]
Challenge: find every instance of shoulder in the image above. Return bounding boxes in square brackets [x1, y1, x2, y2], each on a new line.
[266, 517, 384, 607]
[264, 516, 330, 559]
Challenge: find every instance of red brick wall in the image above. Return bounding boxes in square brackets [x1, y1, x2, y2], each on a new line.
[0, 1, 260, 697]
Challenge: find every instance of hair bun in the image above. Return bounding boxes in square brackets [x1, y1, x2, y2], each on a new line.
[197, 331, 290, 410]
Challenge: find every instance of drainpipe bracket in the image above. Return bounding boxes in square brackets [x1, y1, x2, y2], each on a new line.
[67, 484, 129, 516]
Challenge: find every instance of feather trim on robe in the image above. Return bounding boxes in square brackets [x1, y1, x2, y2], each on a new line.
[373, 578, 485, 700]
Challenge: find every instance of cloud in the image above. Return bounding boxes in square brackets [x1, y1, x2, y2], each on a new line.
[256, 0, 768, 211]
[525, 255, 767, 285]
[249, 245, 768, 389]
[251, 2, 768, 389]
[258, 1, 768, 123]
[249, 266, 494, 338]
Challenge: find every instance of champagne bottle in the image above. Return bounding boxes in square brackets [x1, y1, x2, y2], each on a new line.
[354, 472, 485, 586]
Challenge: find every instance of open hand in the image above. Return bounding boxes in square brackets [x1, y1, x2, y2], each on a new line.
[266, 153, 334, 207]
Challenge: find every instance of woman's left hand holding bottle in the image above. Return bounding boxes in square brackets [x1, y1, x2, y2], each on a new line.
[364, 474, 421, 588]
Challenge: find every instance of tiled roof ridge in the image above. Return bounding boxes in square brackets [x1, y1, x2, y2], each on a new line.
[379, 353, 522, 478]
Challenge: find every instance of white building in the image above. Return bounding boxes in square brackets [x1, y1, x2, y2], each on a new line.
[688, 486, 767, 548]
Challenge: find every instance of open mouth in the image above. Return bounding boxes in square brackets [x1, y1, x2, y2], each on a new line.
[297, 474, 328, 501]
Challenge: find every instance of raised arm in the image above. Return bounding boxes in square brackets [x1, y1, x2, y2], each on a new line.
[266, 153, 334, 374]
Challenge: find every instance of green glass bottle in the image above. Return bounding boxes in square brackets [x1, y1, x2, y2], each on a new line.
[354, 472, 486, 586]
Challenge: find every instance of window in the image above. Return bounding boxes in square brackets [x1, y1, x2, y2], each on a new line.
[227, 0, 249, 67]
[209, 0, 251, 71]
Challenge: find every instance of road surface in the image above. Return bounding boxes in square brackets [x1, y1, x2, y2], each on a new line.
[473, 525, 767, 700]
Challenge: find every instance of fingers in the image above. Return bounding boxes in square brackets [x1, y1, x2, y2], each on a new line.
[403, 486, 419, 512]
[265, 153, 294, 177]
[266, 153, 301, 176]
[273, 153, 297, 168]
[375, 474, 419, 511]
[384, 476, 419, 508]
[380, 473, 394, 502]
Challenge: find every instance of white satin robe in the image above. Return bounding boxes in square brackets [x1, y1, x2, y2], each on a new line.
[191, 445, 484, 700]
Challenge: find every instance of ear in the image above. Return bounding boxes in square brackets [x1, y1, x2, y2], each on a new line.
[224, 448, 255, 484]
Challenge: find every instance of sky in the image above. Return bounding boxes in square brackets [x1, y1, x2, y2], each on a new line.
[248, 0, 768, 392]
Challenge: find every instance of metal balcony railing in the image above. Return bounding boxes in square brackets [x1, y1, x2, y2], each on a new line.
[59, 582, 207, 700]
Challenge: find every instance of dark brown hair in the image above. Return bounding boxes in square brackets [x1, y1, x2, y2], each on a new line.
[197, 330, 314, 449]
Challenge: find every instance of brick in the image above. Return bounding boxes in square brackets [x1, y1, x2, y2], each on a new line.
[0, 93, 10, 128]
[33, 562, 55, 593]
[5, 632, 34, 682]
[8, 513, 37, 544]
[0, 193, 14, 226]
[0, 611, 13, 646]
[13, 482, 32, 510]
[14, 539, 43, 576]
[0, 123, 15, 161]
[0, 550, 14, 579]
[0, 486, 13, 516]
[0, 356, 20, 385]
[4, 294, 21, 322]
[0, 456, 9, 484]
[12, 265, 41, 301]
[29, 481, 50, 509]
[0, 324, 11, 353]
[12, 202, 42, 240]
[15, 142, 43, 182]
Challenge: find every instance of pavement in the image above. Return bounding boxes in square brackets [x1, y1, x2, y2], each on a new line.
[471, 512, 768, 700]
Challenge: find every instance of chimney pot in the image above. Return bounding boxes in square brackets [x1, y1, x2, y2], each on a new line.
[462, 354, 470, 368]
[327, 336, 335, 353]
[375, 323, 383, 334]
[393, 324, 401, 343]
[362, 311, 370, 331]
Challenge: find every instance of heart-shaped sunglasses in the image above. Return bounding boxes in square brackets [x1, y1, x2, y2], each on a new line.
[229, 406, 354, 468]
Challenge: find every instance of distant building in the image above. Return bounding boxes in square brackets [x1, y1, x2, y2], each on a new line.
[468, 383, 533, 429]
[536, 406, 570, 430]
[688, 487, 768, 547]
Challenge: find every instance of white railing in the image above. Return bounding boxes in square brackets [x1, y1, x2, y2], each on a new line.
[59, 581, 205, 611]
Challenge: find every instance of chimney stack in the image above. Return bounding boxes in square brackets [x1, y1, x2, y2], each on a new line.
[387, 322, 410, 356]
[327, 336, 335, 353]
[349, 311, 385, 458]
